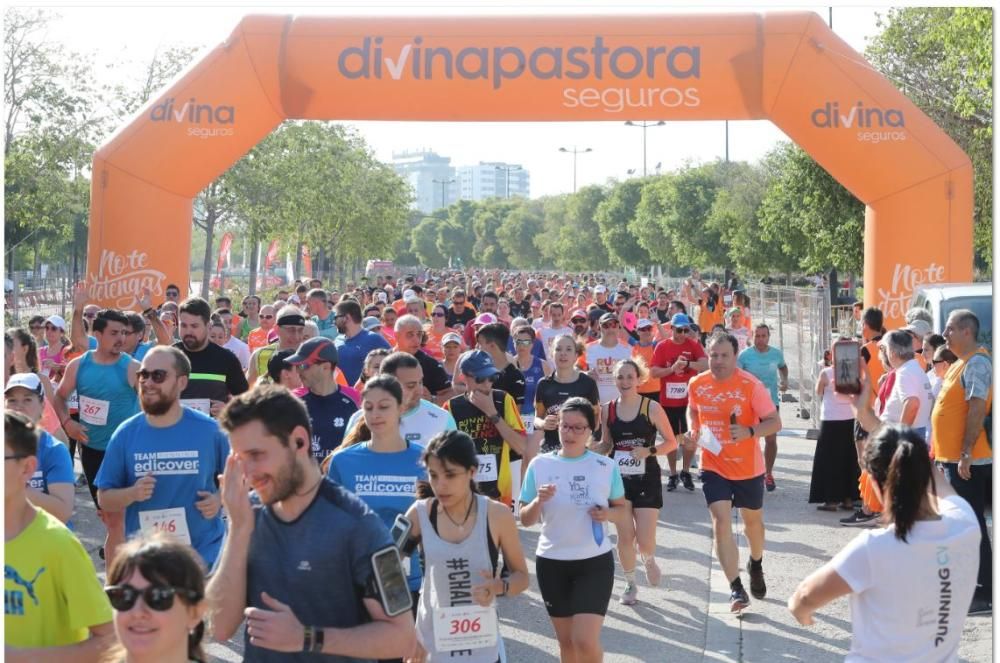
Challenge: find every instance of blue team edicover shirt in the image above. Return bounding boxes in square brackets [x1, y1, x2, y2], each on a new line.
[737, 346, 787, 405]
[327, 442, 426, 591]
[95, 408, 229, 566]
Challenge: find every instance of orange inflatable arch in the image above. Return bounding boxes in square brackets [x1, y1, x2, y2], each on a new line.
[87, 12, 972, 325]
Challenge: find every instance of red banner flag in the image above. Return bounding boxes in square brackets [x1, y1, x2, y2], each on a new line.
[264, 239, 280, 271]
[302, 246, 312, 278]
[216, 232, 233, 273]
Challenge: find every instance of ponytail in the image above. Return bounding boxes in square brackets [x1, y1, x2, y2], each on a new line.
[863, 425, 932, 542]
[189, 620, 207, 663]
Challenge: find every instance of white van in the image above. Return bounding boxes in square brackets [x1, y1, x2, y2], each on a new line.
[910, 283, 993, 350]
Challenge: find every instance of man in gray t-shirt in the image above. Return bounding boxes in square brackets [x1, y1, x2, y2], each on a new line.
[208, 386, 414, 661]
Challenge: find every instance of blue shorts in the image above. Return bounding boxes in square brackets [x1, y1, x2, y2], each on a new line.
[702, 471, 764, 510]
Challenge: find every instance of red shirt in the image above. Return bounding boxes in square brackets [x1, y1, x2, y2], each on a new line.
[651, 337, 706, 407]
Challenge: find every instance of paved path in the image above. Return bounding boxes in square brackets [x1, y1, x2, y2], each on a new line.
[69, 403, 992, 661]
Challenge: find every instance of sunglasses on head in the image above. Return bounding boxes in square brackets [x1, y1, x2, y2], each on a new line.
[105, 584, 200, 612]
[137, 369, 169, 383]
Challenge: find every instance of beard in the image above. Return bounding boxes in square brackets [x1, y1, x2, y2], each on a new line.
[182, 333, 207, 351]
[262, 451, 305, 505]
[140, 389, 174, 416]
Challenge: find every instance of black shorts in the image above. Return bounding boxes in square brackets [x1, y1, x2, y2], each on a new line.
[80, 445, 106, 510]
[665, 405, 688, 436]
[702, 470, 764, 510]
[624, 475, 663, 509]
[536, 551, 614, 618]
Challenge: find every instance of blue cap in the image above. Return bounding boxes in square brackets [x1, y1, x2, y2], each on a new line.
[670, 313, 693, 328]
[458, 349, 501, 380]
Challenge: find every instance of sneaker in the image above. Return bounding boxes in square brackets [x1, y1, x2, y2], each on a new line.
[746, 560, 766, 599]
[968, 594, 992, 616]
[643, 557, 662, 587]
[75, 474, 88, 488]
[729, 585, 750, 612]
[666, 474, 679, 492]
[840, 510, 880, 527]
[680, 470, 695, 492]
[765, 474, 776, 492]
[620, 581, 639, 605]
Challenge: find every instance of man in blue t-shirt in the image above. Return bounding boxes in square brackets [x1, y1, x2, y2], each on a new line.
[95, 346, 228, 567]
[736, 324, 788, 492]
[4, 373, 75, 524]
[211, 385, 415, 662]
[334, 299, 391, 385]
[286, 337, 358, 461]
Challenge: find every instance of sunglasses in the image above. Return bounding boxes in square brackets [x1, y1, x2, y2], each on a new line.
[515, 339, 533, 346]
[166, 292, 180, 298]
[137, 369, 170, 383]
[674, 328, 689, 334]
[260, 314, 275, 320]
[105, 584, 200, 612]
[432, 312, 446, 317]
[4, 454, 29, 461]
[83, 313, 97, 319]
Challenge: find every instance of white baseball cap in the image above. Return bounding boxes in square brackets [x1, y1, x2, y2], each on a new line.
[5, 373, 43, 399]
[45, 314, 66, 331]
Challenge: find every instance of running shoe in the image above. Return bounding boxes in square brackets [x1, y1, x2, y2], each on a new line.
[746, 560, 766, 599]
[840, 510, 880, 527]
[730, 585, 750, 612]
[644, 556, 662, 587]
[666, 474, 679, 492]
[680, 470, 695, 492]
[968, 593, 992, 616]
[620, 581, 639, 605]
[75, 474, 88, 488]
[765, 474, 776, 492]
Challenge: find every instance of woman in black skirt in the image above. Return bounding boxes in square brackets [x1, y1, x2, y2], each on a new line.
[809, 342, 861, 511]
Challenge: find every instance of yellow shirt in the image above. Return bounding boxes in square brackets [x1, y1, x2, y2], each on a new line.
[5, 507, 112, 648]
[931, 347, 992, 462]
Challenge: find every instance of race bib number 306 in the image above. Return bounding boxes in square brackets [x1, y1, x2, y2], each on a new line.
[433, 604, 498, 652]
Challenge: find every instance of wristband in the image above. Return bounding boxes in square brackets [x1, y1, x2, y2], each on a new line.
[312, 627, 325, 653]
[302, 626, 313, 653]
[648, 445, 656, 456]
[60, 416, 71, 427]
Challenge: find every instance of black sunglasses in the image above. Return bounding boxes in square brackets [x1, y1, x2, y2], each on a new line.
[4, 454, 29, 461]
[137, 369, 170, 383]
[105, 584, 200, 612]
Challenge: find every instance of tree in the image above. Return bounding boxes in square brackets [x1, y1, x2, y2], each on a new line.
[496, 199, 545, 269]
[436, 200, 477, 267]
[545, 185, 610, 271]
[659, 162, 728, 269]
[866, 7, 992, 273]
[632, 176, 679, 267]
[411, 216, 447, 268]
[594, 178, 650, 269]
[471, 198, 518, 267]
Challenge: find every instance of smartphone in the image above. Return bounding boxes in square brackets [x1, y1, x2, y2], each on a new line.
[390, 514, 412, 549]
[833, 339, 862, 395]
[371, 545, 413, 617]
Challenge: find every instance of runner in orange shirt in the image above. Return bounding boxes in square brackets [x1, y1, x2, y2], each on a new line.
[246, 304, 277, 352]
[684, 332, 782, 613]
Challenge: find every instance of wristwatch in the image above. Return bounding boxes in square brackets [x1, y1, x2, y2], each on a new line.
[489, 414, 501, 424]
[960, 452, 972, 460]
[648, 446, 657, 455]
[498, 578, 509, 596]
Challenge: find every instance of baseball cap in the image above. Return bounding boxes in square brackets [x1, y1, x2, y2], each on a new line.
[403, 292, 422, 304]
[441, 332, 463, 347]
[670, 313, 693, 328]
[361, 316, 381, 332]
[599, 312, 619, 325]
[267, 349, 296, 382]
[900, 319, 932, 338]
[377, 291, 388, 303]
[474, 313, 497, 326]
[4, 373, 44, 399]
[286, 337, 339, 366]
[458, 349, 501, 380]
[726, 307, 742, 317]
[594, 285, 607, 294]
[402, 288, 416, 299]
[636, 318, 654, 330]
[570, 309, 587, 321]
[45, 314, 66, 331]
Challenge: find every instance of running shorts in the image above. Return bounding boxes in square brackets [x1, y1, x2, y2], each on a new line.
[623, 475, 663, 510]
[665, 405, 688, 436]
[702, 470, 764, 510]
[80, 444, 106, 509]
[536, 551, 615, 617]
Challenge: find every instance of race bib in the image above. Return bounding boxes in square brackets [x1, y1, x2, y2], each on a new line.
[78, 395, 110, 426]
[181, 398, 212, 415]
[67, 390, 79, 411]
[475, 454, 498, 483]
[666, 382, 688, 399]
[524, 418, 535, 435]
[139, 507, 191, 545]
[614, 450, 645, 476]
[433, 604, 498, 653]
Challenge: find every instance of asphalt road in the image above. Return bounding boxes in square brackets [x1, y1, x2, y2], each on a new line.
[68, 403, 992, 662]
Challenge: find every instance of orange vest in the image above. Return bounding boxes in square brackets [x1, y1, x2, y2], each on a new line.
[930, 347, 992, 462]
[862, 338, 885, 408]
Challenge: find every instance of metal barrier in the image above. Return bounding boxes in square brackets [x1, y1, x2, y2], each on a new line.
[750, 284, 832, 434]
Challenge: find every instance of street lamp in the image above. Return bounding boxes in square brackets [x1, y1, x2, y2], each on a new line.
[558, 146, 592, 193]
[432, 178, 455, 209]
[494, 165, 522, 199]
[624, 120, 666, 177]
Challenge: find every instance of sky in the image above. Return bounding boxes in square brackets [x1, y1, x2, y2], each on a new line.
[35, 0, 896, 198]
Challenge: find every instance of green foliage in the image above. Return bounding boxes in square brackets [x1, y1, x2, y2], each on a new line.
[594, 178, 650, 269]
[411, 216, 447, 268]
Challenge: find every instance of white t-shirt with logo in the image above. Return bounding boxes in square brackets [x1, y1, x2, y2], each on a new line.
[830, 494, 980, 662]
[881, 359, 933, 430]
[344, 399, 457, 448]
[585, 342, 633, 404]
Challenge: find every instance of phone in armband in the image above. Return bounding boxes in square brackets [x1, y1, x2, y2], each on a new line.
[832, 339, 862, 395]
[390, 514, 412, 550]
[371, 545, 413, 617]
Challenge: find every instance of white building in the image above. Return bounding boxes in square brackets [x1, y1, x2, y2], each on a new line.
[391, 150, 458, 213]
[457, 162, 530, 201]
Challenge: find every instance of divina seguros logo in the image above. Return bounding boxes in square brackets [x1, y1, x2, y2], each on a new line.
[337, 36, 703, 114]
[811, 101, 906, 144]
[149, 97, 235, 139]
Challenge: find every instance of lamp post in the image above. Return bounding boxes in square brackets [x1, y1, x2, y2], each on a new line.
[558, 146, 592, 193]
[624, 120, 665, 177]
[432, 178, 455, 209]
[494, 164, 522, 199]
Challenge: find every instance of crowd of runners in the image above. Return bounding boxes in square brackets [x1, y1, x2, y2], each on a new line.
[4, 268, 991, 662]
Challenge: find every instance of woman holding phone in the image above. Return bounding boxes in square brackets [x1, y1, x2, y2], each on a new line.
[519, 397, 629, 663]
[403, 430, 529, 663]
